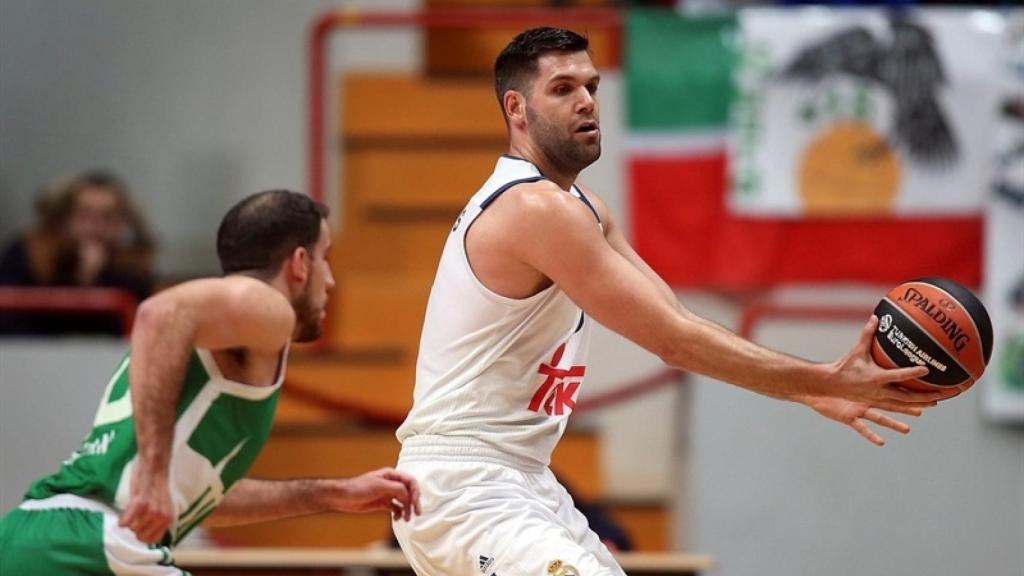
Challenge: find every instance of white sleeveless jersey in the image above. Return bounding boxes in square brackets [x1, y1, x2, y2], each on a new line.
[397, 155, 601, 470]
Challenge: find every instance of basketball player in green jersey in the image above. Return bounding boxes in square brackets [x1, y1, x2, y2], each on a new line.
[0, 190, 421, 575]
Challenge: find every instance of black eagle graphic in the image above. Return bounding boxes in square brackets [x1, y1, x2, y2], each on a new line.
[780, 14, 958, 167]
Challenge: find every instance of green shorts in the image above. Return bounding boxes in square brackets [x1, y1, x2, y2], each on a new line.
[0, 494, 186, 576]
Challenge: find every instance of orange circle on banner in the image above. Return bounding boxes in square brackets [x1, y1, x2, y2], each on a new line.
[799, 121, 901, 215]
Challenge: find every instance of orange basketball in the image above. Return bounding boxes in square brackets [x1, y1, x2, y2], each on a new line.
[871, 277, 993, 395]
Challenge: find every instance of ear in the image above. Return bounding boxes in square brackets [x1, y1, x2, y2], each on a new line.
[503, 90, 527, 129]
[284, 246, 311, 286]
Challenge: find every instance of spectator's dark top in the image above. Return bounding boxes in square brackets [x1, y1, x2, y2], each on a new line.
[0, 236, 152, 337]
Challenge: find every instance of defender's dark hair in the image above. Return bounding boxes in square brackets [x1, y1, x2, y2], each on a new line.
[494, 27, 590, 120]
[217, 190, 329, 276]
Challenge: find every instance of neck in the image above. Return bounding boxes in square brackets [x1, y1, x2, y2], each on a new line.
[507, 141, 577, 191]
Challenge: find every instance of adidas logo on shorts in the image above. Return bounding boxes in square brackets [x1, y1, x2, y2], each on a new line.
[478, 555, 495, 574]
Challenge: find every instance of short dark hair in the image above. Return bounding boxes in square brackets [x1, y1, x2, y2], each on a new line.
[494, 27, 590, 120]
[217, 190, 329, 276]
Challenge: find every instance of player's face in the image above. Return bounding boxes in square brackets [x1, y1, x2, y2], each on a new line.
[293, 219, 335, 342]
[524, 51, 601, 174]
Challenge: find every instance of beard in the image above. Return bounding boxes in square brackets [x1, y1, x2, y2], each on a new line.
[292, 280, 324, 343]
[526, 105, 601, 175]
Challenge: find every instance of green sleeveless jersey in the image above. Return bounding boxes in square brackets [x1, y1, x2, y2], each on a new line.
[25, 347, 285, 545]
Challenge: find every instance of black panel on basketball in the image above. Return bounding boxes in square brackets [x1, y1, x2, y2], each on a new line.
[873, 299, 970, 387]
[912, 276, 994, 363]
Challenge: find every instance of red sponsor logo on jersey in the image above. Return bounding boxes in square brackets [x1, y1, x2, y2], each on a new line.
[529, 343, 586, 416]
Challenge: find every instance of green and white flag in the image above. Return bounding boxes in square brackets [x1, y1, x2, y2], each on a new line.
[625, 8, 983, 287]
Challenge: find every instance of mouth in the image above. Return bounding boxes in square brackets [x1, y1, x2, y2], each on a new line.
[575, 121, 599, 135]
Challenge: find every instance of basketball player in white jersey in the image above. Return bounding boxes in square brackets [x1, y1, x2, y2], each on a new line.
[392, 28, 947, 576]
[0, 190, 420, 575]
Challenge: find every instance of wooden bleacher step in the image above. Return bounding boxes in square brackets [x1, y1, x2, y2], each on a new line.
[277, 355, 416, 428]
[326, 272, 434, 351]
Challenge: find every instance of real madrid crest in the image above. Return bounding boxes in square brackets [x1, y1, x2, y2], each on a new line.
[546, 559, 581, 576]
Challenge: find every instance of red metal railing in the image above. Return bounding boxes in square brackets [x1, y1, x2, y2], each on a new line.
[738, 300, 873, 340]
[284, 368, 685, 427]
[0, 287, 138, 335]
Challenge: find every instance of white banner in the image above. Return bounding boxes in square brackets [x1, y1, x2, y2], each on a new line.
[982, 12, 1024, 423]
[730, 9, 1005, 217]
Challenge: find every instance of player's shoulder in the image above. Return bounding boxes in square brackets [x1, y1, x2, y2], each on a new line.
[216, 274, 282, 297]
[154, 275, 293, 323]
[497, 179, 597, 226]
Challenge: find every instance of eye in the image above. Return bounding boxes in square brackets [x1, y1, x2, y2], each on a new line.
[554, 84, 572, 95]
[586, 83, 598, 95]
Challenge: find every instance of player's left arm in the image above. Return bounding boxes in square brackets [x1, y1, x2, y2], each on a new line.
[582, 185, 743, 340]
[579, 185, 686, 315]
[203, 468, 421, 527]
[578, 185, 927, 446]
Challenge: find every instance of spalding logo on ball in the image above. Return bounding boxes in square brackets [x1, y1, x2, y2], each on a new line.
[871, 277, 993, 395]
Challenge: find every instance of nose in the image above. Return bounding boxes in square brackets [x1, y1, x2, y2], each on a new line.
[576, 88, 595, 115]
[325, 266, 336, 291]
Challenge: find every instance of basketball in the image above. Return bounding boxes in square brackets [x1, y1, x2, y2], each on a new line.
[871, 277, 993, 394]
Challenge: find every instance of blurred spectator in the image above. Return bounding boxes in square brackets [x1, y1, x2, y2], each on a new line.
[0, 170, 156, 336]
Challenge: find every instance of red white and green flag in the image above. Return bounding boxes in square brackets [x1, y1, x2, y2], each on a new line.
[626, 9, 990, 288]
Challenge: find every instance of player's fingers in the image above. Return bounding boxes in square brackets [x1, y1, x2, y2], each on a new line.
[383, 470, 421, 516]
[851, 419, 885, 447]
[118, 503, 137, 527]
[882, 383, 942, 403]
[379, 480, 412, 514]
[878, 365, 930, 384]
[872, 401, 932, 416]
[132, 518, 157, 543]
[138, 510, 171, 544]
[856, 316, 879, 354]
[410, 478, 422, 516]
[138, 515, 166, 544]
[863, 409, 910, 434]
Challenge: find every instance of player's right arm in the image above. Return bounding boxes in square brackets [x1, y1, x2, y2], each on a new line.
[491, 182, 940, 409]
[119, 276, 294, 543]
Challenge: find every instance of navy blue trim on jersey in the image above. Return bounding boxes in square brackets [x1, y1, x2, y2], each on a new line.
[572, 186, 602, 224]
[479, 176, 548, 210]
[501, 154, 533, 163]
[492, 156, 601, 224]
[573, 312, 586, 334]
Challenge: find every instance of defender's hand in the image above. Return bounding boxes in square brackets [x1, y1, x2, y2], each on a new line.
[330, 468, 422, 522]
[119, 467, 173, 543]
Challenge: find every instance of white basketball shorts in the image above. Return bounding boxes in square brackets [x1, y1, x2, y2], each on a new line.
[393, 456, 625, 576]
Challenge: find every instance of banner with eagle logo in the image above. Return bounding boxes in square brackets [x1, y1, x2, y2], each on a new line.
[625, 9, 1007, 288]
[731, 9, 1004, 216]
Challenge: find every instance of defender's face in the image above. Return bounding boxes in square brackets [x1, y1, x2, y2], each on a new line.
[293, 219, 335, 342]
[524, 51, 601, 172]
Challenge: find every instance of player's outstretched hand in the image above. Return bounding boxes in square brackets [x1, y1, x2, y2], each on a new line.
[119, 466, 173, 544]
[827, 316, 957, 406]
[801, 394, 928, 447]
[330, 467, 422, 522]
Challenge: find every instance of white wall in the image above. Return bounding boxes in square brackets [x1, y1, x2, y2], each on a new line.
[0, 339, 127, 510]
[685, 306, 1024, 576]
[0, 0, 415, 276]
